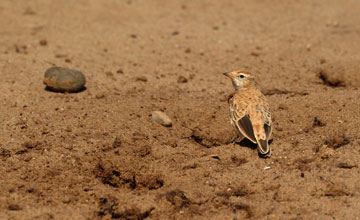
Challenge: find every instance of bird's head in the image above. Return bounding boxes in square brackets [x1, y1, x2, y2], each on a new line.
[223, 70, 255, 90]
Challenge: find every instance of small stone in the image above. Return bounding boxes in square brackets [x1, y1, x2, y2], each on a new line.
[152, 111, 172, 127]
[177, 76, 188, 83]
[43, 66, 86, 92]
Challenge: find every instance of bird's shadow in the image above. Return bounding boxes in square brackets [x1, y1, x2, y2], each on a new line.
[235, 138, 273, 158]
[235, 138, 257, 150]
[44, 86, 87, 93]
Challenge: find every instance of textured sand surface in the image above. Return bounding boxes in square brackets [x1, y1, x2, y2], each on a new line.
[1, 1, 360, 219]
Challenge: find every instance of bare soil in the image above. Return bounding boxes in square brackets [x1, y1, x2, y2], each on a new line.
[1, 1, 360, 219]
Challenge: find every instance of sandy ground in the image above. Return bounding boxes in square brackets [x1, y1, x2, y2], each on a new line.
[1, 0, 360, 219]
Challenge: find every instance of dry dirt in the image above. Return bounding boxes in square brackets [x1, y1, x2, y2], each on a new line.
[1, 1, 360, 219]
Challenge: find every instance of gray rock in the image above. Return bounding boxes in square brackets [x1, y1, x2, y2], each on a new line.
[44, 66, 86, 92]
[152, 111, 172, 127]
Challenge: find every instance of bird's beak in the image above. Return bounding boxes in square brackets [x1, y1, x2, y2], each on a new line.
[223, 72, 234, 78]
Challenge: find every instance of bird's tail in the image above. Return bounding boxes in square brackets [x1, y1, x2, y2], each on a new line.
[257, 139, 271, 157]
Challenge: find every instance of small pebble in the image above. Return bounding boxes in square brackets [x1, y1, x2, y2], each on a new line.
[43, 66, 86, 92]
[152, 111, 172, 127]
[264, 166, 271, 170]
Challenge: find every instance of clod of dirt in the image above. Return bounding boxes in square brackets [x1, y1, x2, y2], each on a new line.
[172, 31, 179, 35]
[165, 190, 192, 210]
[317, 70, 345, 87]
[94, 161, 164, 190]
[232, 203, 253, 219]
[105, 71, 114, 78]
[314, 60, 360, 87]
[324, 133, 350, 149]
[312, 117, 326, 127]
[231, 156, 248, 166]
[0, 148, 11, 158]
[136, 76, 148, 82]
[8, 204, 22, 211]
[217, 186, 251, 198]
[97, 197, 154, 219]
[263, 89, 308, 96]
[39, 39, 47, 46]
[324, 184, 351, 197]
[43, 66, 86, 93]
[336, 162, 357, 169]
[135, 145, 152, 157]
[151, 111, 172, 127]
[295, 157, 314, 172]
[112, 136, 122, 148]
[177, 76, 188, 83]
[190, 122, 234, 147]
[191, 130, 215, 148]
[95, 93, 105, 99]
[278, 103, 289, 110]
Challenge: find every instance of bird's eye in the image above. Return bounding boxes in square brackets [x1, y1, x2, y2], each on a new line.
[239, 74, 245, 78]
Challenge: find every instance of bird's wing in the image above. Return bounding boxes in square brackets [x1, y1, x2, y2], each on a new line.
[229, 101, 257, 143]
[250, 105, 272, 155]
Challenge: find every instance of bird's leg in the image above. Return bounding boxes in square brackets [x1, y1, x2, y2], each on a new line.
[229, 135, 238, 144]
[229, 133, 245, 144]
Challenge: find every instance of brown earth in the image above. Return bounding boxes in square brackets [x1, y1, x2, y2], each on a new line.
[1, 0, 360, 219]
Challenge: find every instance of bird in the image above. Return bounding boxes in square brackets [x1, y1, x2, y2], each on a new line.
[223, 70, 273, 157]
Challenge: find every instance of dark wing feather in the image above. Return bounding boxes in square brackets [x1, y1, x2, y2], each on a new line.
[258, 139, 271, 156]
[236, 115, 257, 143]
[264, 123, 272, 140]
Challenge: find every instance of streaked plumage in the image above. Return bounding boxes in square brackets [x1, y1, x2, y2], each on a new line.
[224, 70, 272, 157]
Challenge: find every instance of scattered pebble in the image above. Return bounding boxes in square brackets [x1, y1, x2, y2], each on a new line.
[264, 166, 271, 170]
[43, 66, 86, 92]
[152, 111, 172, 127]
[177, 76, 188, 83]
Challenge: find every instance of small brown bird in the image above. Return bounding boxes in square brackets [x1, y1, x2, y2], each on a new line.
[224, 70, 272, 157]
